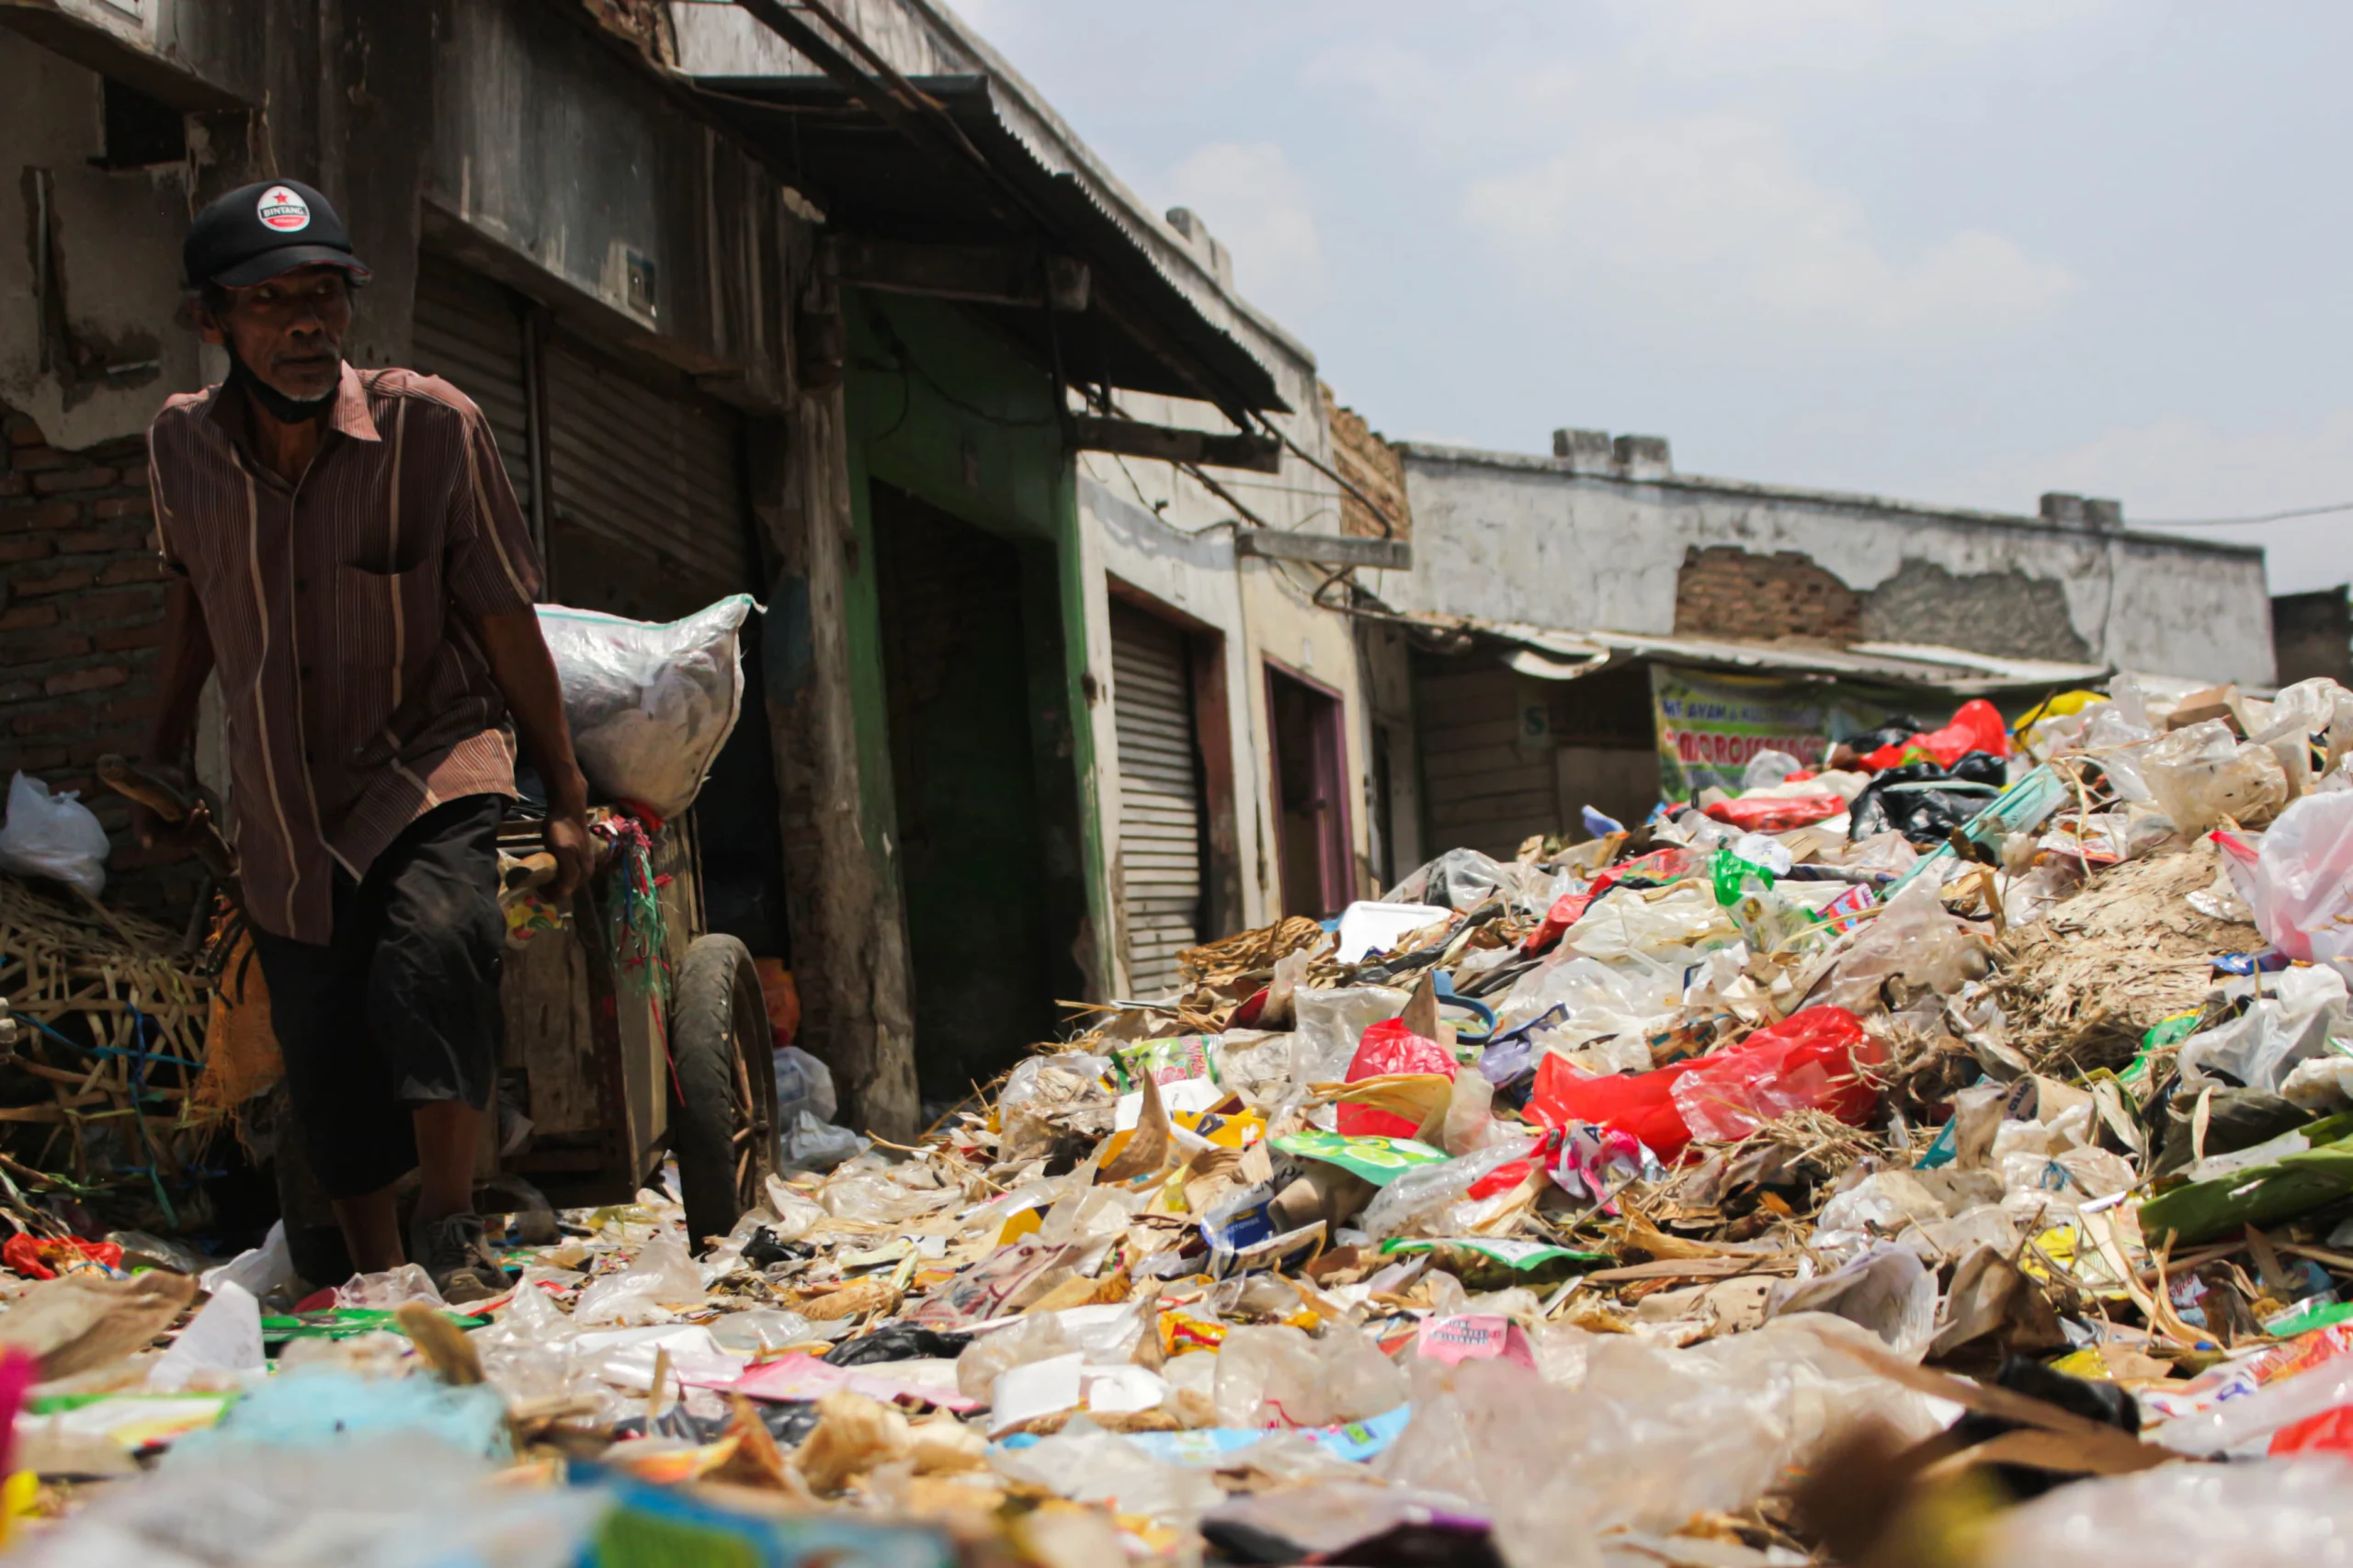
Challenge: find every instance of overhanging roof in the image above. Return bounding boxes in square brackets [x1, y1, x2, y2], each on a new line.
[1405, 613, 2116, 696]
[688, 73, 1289, 414]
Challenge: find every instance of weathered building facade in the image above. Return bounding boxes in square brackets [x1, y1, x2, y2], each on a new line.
[1376, 429, 2276, 863]
[0, 0, 1387, 1136]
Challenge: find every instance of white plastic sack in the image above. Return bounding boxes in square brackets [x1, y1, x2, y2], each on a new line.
[535, 597, 752, 821]
[0, 771, 110, 899]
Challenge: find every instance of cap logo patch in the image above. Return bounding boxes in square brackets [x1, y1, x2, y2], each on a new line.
[256, 186, 312, 233]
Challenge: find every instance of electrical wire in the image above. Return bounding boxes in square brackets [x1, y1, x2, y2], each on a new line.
[2130, 501, 2353, 528]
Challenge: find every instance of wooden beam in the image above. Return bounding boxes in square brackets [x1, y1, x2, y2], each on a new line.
[825, 236, 1089, 311]
[1233, 528, 1413, 571]
[1071, 414, 1281, 473]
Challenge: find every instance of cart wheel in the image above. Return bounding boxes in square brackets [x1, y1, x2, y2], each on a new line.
[667, 934, 779, 1248]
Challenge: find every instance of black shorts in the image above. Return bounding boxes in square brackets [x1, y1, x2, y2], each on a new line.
[250, 794, 506, 1199]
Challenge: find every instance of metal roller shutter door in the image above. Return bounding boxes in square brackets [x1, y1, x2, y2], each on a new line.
[541, 335, 752, 607]
[1111, 604, 1205, 997]
[408, 256, 534, 516]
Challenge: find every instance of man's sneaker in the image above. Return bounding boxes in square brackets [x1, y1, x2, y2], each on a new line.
[411, 1210, 506, 1304]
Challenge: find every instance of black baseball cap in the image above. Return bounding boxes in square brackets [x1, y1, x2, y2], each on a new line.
[183, 179, 371, 290]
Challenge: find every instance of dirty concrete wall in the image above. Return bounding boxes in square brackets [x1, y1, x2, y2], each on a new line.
[1393, 443, 2275, 687]
[0, 38, 198, 450]
[428, 0, 797, 410]
[2273, 586, 2352, 689]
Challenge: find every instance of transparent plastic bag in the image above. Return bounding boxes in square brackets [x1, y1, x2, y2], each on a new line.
[0, 772, 110, 899]
[1360, 1135, 1538, 1240]
[2217, 789, 2353, 966]
[573, 1233, 705, 1325]
[1290, 986, 1410, 1085]
[772, 1045, 837, 1125]
[1211, 1324, 1405, 1428]
[1377, 1314, 1941, 1568]
[1991, 1458, 2353, 1567]
[2143, 718, 2290, 833]
[1824, 879, 1986, 1014]
[1740, 749, 1803, 791]
[1385, 847, 1513, 913]
[2178, 964, 2348, 1095]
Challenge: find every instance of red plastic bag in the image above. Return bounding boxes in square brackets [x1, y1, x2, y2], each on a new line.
[2272, 1403, 2353, 1455]
[1526, 1006, 1879, 1161]
[1670, 1006, 1881, 1143]
[1522, 847, 1703, 954]
[1529, 1052, 1703, 1160]
[1701, 794, 1845, 834]
[1336, 1018, 1456, 1138]
[1, 1234, 121, 1281]
[1861, 699, 2009, 772]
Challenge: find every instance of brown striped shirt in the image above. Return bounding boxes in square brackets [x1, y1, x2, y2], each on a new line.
[147, 364, 541, 943]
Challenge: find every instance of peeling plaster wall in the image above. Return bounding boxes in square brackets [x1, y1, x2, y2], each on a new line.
[0, 37, 202, 449]
[1395, 444, 2275, 687]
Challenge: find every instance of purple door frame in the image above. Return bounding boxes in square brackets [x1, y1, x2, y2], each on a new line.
[1263, 658, 1353, 916]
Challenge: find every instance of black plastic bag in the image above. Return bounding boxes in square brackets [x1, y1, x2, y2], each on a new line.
[821, 1323, 973, 1366]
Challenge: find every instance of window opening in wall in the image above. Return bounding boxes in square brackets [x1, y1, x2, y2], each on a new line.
[95, 78, 186, 170]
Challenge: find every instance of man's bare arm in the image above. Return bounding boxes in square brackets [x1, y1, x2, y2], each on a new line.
[135, 577, 217, 847]
[465, 608, 594, 897]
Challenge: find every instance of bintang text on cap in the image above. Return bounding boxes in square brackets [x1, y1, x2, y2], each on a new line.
[183, 178, 372, 290]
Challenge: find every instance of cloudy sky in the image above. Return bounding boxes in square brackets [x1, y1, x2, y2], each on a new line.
[956, 0, 2352, 593]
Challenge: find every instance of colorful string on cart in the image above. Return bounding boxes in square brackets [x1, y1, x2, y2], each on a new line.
[597, 816, 671, 1001]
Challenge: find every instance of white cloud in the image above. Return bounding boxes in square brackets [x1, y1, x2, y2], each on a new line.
[1161, 141, 1325, 317]
[1460, 113, 2076, 357]
[1940, 410, 2353, 594]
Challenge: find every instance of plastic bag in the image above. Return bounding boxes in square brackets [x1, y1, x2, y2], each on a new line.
[2143, 718, 2290, 834]
[1360, 1135, 1538, 1239]
[1859, 699, 2009, 771]
[779, 1108, 867, 1172]
[1212, 1324, 1406, 1429]
[1702, 794, 1845, 834]
[1823, 879, 1985, 1015]
[1376, 1314, 1942, 1567]
[1670, 1006, 1882, 1144]
[2177, 965, 2348, 1095]
[535, 596, 751, 820]
[1290, 986, 1410, 1086]
[574, 1233, 706, 1325]
[1991, 1457, 2353, 1567]
[1740, 749, 1804, 791]
[1764, 1244, 1936, 1355]
[2217, 789, 2353, 966]
[772, 1045, 836, 1125]
[0, 772, 110, 899]
[1336, 1018, 1455, 1139]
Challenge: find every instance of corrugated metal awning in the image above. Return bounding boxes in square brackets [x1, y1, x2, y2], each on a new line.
[687, 74, 1287, 415]
[1404, 613, 2116, 694]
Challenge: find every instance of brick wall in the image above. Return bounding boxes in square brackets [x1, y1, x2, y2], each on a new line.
[0, 399, 206, 926]
[1673, 544, 1862, 644]
[1321, 383, 1412, 541]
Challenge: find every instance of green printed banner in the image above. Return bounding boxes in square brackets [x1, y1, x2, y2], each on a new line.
[1650, 665, 1903, 802]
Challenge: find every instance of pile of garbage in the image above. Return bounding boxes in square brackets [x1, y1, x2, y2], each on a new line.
[9, 675, 2353, 1566]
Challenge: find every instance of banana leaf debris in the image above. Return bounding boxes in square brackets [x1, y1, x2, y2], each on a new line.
[9, 676, 2353, 1565]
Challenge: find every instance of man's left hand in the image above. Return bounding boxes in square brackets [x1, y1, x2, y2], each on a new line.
[545, 810, 596, 901]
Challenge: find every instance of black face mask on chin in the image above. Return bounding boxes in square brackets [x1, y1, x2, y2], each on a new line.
[225, 342, 338, 426]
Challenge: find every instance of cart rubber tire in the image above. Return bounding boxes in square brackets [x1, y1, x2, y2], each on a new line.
[667, 934, 779, 1248]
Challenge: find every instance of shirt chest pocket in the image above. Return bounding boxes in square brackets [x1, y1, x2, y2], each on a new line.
[331, 561, 445, 674]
